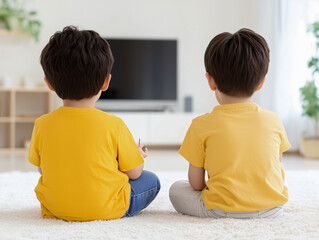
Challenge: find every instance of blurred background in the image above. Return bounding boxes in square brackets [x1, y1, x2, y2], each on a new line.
[1, 0, 319, 168]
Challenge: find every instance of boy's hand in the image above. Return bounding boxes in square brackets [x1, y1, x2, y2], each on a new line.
[137, 144, 148, 158]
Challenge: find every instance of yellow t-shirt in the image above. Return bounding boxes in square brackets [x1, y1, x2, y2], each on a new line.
[179, 103, 290, 212]
[28, 107, 144, 221]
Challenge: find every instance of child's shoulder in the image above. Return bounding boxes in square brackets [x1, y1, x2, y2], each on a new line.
[191, 107, 282, 127]
[257, 108, 281, 122]
[190, 113, 214, 129]
[192, 113, 211, 123]
[35, 107, 125, 126]
[34, 111, 52, 123]
[93, 108, 123, 121]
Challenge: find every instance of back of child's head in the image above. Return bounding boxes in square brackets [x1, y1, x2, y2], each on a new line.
[204, 28, 269, 97]
[40, 26, 114, 100]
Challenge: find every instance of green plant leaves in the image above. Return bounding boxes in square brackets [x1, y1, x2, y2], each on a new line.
[308, 21, 319, 40]
[300, 81, 319, 120]
[308, 57, 319, 75]
[300, 22, 319, 127]
[0, 0, 42, 41]
[299, 22, 319, 136]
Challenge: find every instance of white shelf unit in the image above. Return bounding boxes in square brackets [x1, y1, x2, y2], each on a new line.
[0, 87, 54, 151]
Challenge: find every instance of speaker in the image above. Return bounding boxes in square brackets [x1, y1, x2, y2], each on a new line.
[184, 96, 193, 112]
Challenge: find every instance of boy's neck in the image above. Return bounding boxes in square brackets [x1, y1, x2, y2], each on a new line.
[63, 95, 99, 108]
[217, 90, 253, 105]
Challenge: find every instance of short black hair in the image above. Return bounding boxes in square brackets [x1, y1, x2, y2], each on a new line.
[204, 28, 270, 97]
[40, 26, 114, 100]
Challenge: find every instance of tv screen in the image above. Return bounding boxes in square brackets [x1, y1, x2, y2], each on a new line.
[100, 39, 177, 100]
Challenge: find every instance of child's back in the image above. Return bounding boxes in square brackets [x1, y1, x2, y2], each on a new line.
[28, 26, 160, 221]
[180, 103, 289, 212]
[29, 108, 142, 220]
[169, 28, 290, 218]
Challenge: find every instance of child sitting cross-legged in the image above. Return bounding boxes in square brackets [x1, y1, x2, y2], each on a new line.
[169, 28, 290, 219]
[28, 26, 160, 221]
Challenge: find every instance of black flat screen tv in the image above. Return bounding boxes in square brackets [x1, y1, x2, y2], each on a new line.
[96, 38, 177, 111]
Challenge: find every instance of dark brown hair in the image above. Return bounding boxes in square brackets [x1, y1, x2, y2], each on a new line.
[204, 28, 269, 97]
[40, 26, 114, 100]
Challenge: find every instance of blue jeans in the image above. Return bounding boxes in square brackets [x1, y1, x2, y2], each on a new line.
[123, 170, 160, 217]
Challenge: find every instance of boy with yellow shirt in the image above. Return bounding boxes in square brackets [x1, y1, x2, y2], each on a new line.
[28, 26, 160, 221]
[169, 28, 290, 218]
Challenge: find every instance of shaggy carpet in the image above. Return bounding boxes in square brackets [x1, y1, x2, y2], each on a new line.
[0, 170, 318, 240]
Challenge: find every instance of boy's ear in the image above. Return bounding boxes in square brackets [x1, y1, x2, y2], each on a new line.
[44, 77, 55, 91]
[206, 72, 217, 91]
[101, 74, 111, 91]
[255, 77, 266, 92]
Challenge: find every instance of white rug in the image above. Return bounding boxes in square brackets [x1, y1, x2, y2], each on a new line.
[0, 170, 319, 240]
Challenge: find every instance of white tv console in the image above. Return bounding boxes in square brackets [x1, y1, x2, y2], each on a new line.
[113, 112, 199, 146]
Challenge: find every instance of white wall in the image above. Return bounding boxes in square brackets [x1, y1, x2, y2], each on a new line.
[0, 0, 278, 113]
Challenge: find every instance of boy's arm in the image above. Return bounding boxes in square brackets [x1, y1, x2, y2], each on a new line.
[124, 163, 144, 180]
[188, 163, 206, 190]
[279, 153, 282, 162]
[117, 120, 145, 180]
[124, 144, 147, 180]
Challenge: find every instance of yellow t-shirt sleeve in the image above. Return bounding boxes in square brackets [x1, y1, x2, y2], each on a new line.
[279, 127, 291, 153]
[28, 120, 40, 167]
[179, 121, 205, 168]
[277, 115, 291, 153]
[117, 120, 144, 172]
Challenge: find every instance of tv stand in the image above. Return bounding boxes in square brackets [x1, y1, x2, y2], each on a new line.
[111, 111, 198, 145]
[96, 100, 177, 112]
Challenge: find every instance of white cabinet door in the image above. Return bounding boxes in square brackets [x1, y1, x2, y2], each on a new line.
[111, 112, 198, 145]
[148, 113, 194, 144]
[115, 113, 149, 144]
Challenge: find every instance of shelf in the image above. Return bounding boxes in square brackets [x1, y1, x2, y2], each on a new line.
[15, 92, 50, 117]
[0, 117, 11, 123]
[0, 148, 28, 153]
[16, 87, 49, 92]
[0, 88, 11, 92]
[0, 87, 54, 150]
[0, 123, 10, 148]
[15, 122, 33, 148]
[0, 87, 49, 92]
[15, 117, 40, 122]
[0, 90, 11, 117]
[14, 147, 29, 152]
[0, 117, 39, 123]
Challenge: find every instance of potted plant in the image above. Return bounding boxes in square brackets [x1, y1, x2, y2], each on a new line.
[0, 0, 41, 41]
[300, 21, 319, 158]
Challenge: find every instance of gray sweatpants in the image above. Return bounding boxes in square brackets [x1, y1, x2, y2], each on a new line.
[169, 180, 284, 219]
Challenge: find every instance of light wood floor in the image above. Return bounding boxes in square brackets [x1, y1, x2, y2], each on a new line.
[1, 150, 319, 172]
